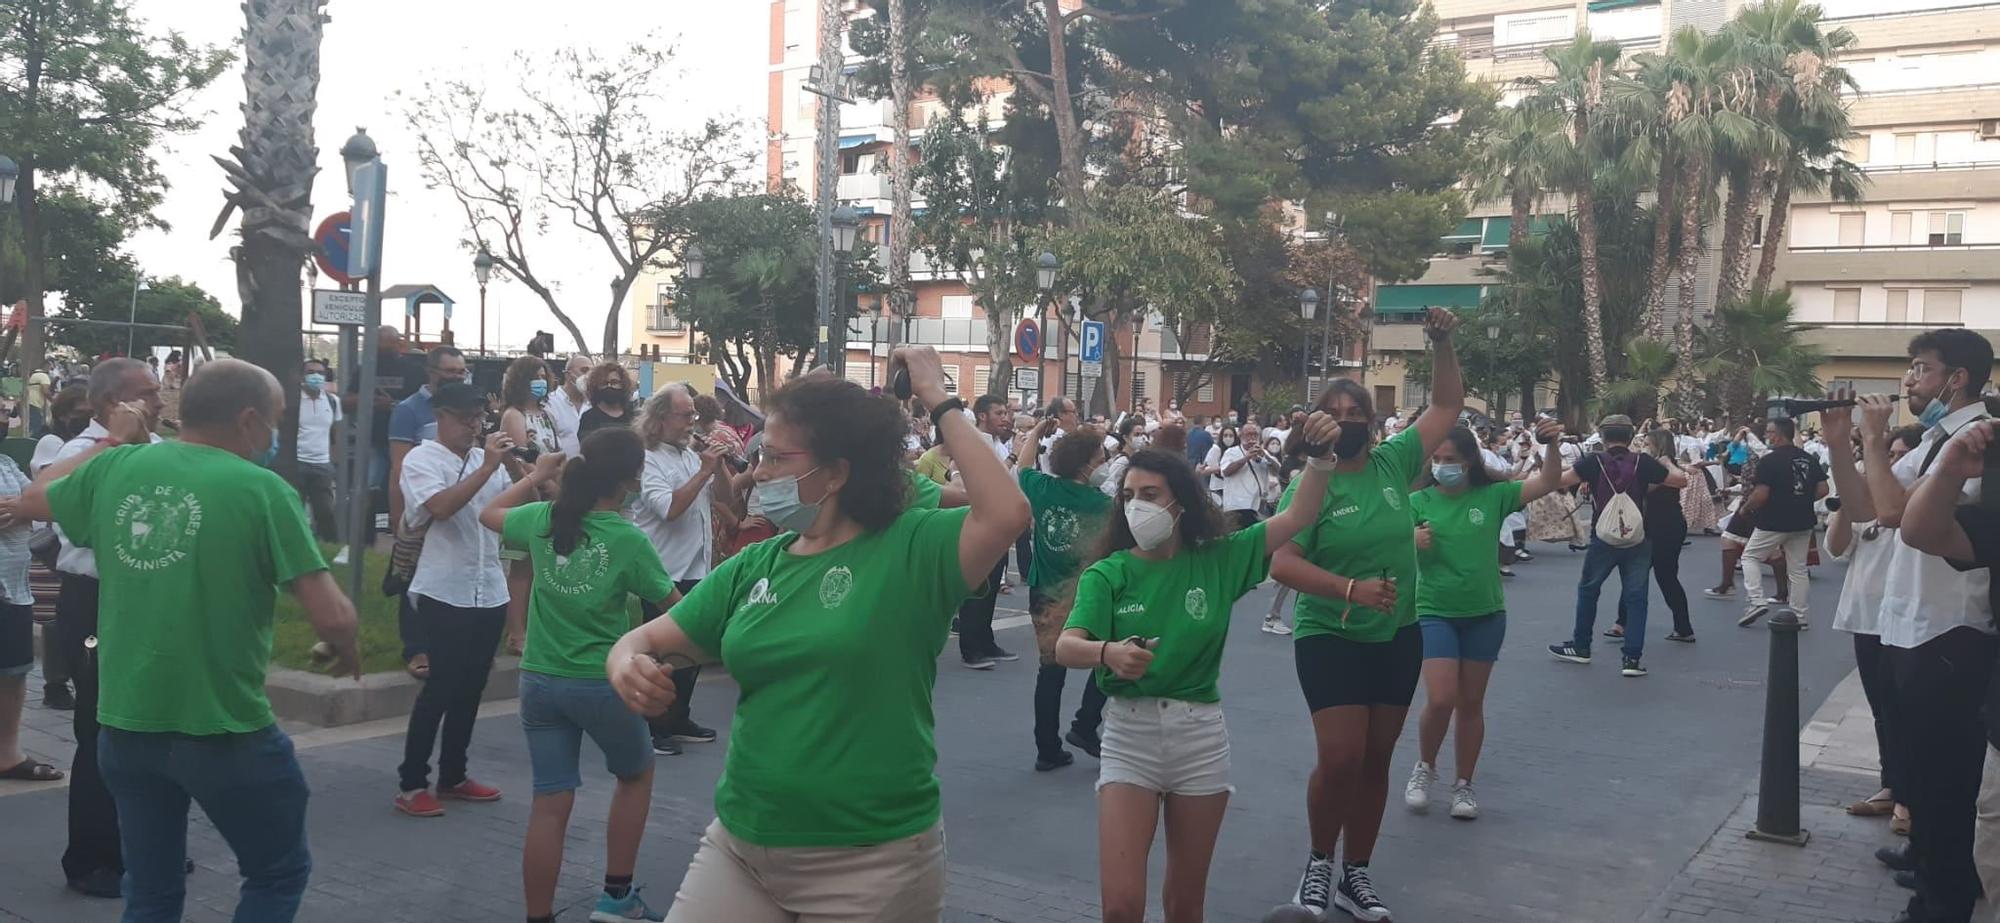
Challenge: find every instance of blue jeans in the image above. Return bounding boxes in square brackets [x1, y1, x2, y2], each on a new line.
[98, 725, 312, 923]
[1571, 538, 1652, 661]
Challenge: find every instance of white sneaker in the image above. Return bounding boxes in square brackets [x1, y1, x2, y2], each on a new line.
[331, 547, 350, 566]
[1261, 616, 1293, 636]
[1450, 779, 1480, 820]
[1403, 761, 1434, 812]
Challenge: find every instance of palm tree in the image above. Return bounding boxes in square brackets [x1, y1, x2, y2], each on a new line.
[211, 0, 326, 475]
[1472, 101, 1564, 259]
[1696, 288, 1825, 424]
[885, 0, 916, 341]
[1537, 32, 1624, 396]
[1597, 335, 1678, 420]
[1752, 66, 1864, 293]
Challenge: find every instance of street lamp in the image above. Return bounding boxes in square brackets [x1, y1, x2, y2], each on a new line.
[1300, 288, 1320, 399]
[338, 128, 378, 194]
[684, 243, 705, 281]
[473, 247, 494, 355]
[1037, 251, 1059, 292]
[827, 208, 860, 374]
[1486, 322, 1502, 419]
[831, 207, 860, 255]
[0, 155, 17, 206]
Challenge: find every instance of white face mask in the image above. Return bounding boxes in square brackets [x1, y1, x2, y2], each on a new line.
[1125, 498, 1178, 552]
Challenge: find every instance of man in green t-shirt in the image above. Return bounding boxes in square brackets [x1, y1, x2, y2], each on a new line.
[12, 359, 360, 922]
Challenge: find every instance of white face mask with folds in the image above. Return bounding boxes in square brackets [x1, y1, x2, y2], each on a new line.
[1125, 498, 1179, 551]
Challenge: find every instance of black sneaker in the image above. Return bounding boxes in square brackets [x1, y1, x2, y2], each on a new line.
[43, 683, 74, 711]
[1665, 631, 1696, 643]
[1549, 642, 1591, 665]
[1877, 845, 1916, 871]
[666, 723, 717, 743]
[961, 655, 995, 670]
[1034, 750, 1074, 772]
[1335, 863, 1391, 922]
[1292, 855, 1335, 916]
[651, 737, 682, 756]
[949, 616, 960, 636]
[67, 868, 121, 899]
[986, 645, 1020, 663]
[1065, 728, 1101, 759]
[1894, 870, 1917, 890]
[1621, 657, 1647, 677]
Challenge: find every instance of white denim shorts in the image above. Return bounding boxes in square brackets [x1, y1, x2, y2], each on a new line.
[1097, 696, 1233, 797]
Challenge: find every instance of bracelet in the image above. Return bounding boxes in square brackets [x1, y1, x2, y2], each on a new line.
[929, 397, 967, 430]
[1099, 641, 1109, 666]
[1343, 577, 1355, 603]
[1306, 456, 1338, 472]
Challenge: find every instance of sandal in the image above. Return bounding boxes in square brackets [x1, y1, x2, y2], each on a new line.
[406, 655, 430, 681]
[1603, 625, 1626, 638]
[0, 759, 64, 782]
[1847, 795, 1896, 817]
[1892, 812, 1911, 836]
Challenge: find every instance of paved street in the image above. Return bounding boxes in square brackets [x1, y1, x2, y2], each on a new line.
[0, 536, 1887, 922]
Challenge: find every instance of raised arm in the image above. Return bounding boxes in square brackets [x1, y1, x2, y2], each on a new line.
[1857, 395, 1910, 528]
[1518, 420, 1567, 505]
[1261, 413, 1338, 553]
[1410, 307, 1466, 455]
[479, 452, 565, 533]
[414, 433, 512, 525]
[898, 348, 1030, 588]
[1902, 420, 1993, 561]
[1821, 390, 1874, 523]
[1015, 417, 1055, 477]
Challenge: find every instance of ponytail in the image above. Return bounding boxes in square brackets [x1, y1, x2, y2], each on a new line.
[546, 428, 645, 556]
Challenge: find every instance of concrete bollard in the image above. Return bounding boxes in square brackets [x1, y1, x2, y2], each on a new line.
[1747, 607, 1810, 846]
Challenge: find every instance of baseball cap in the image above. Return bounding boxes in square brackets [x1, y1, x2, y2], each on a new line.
[432, 381, 488, 414]
[1598, 413, 1634, 430]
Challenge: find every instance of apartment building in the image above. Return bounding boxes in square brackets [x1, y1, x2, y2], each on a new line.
[628, 0, 1239, 417]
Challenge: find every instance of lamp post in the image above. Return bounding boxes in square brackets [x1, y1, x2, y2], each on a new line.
[473, 247, 494, 355]
[338, 128, 385, 611]
[681, 243, 704, 364]
[1486, 322, 1501, 419]
[1300, 288, 1320, 400]
[0, 154, 17, 322]
[126, 275, 150, 357]
[1037, 251, 1061, 404]
[826, 206, 860, 373]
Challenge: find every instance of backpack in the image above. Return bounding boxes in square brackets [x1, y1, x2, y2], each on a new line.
[1593, 454, 1647, 548]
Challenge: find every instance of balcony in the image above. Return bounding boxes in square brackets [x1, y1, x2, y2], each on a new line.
[1773, 245, 2000, 285]
[839, 98, 895, 132]
[1803, 322, 2000, 359]
[837, 171, 892, 203]
[645, 305, 686, 334]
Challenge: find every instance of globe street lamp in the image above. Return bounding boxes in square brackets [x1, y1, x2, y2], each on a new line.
[473, 247, 494, 355]
[1037, 250, 1059, 292]
[826, 207, 861, 372]
[1300, 288, 1320, 398]
[684, 243, 705, 281]
[338, 129, 378, 195]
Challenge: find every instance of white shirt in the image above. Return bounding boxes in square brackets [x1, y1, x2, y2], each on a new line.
[400, 442, 511, 608]
[1479, 447, 1509, 478]
[1098, 454, 1130, 497]
[30, 433, 64, 474]
[1879, 402, 1991, 649]
[1830, 519, 1898, 636]
[632, 442, 712, 581]
[1216, 445, 1267, 512]
[547, 388, 587, 457]
[297, 387, 342, 466]
[54, 421, 163, 578]
[987, 431, 1012, 465]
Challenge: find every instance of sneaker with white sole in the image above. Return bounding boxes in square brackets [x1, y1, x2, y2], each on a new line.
[1403, 761, 1434, 812]
[1548, 641, 1591, 665]
[1737, 603, 1770, 627]
[1335, 863, 1392, 922]
[1702, 586, 1733, 599]
[1261, 616, 1293, 636]
[589, 885, 664, 922]
[1450, 780, 1479, 820]
[1292, 855, 1335, 916]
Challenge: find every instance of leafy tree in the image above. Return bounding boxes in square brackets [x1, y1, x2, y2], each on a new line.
[1695, 288, 1823, 425]
[49, 274, 238, 358]
[0, 0, 233, 371]
[1530, 32, 1624, 395]
[406, 42, 757, 355]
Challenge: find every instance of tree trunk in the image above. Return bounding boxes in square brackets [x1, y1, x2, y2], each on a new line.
[1088, 310, 1122, 417]
[1576, 186, 1610, 396]
[1674, 156, 1705, 410]
[1508, 186, 1531, 259]
[1753, 165, 1793, 297]
[1041, 0, 1088, 223]
[1644, 150, 1678, 341]
[230, 0, 326, 478]
[886, 0, 914, 339]
[604, 274, 634, 356]
[17, 5, 47, 376]
[1714, 160, 1764, 311]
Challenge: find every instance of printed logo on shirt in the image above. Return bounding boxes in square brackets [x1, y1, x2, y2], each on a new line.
[1381, 488, 1402, 510]
[1468, 508, 1486, 526]
[1184, 587, 1209, 620]
[745, 577, 782, 608]
[818, 565, 854, 608]
[111, 487, 203, 571]
[544, 542, 611, 597]
[1042, 507, 1080, 553]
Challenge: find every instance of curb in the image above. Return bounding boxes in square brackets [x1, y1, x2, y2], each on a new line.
[265, 657, 523, 728]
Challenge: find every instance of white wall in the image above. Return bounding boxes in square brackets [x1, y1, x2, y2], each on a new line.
[1587, 4, 1664, 43]
[1789, 202, 2000, 247]
[1847, 44, 2000, 95]
[1819, 0, 1993, 20]
[1846, 126, 2000, 168]
[1791, 282, 2000, 325]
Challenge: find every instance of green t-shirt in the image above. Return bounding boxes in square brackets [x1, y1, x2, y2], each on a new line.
[906, 467, 942, 510]
[669, 506, 973, 847]
[1064, 523, 1269, 703]
[1409, 480, 1525, 618]
[47, 442, 325, 734]
[1019, 469, 1113, 589]
[1282, 426, 1424, 642]
[502, 502, 676, 679]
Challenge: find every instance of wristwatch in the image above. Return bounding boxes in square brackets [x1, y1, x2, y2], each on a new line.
[929, 397, 967, 430]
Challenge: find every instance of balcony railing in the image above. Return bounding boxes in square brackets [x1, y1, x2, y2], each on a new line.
[646, 305, 686, 333]
[1859, 160, 2000, 174]
[837, 172, 892, 202]
[1788, 242, 1999, 251]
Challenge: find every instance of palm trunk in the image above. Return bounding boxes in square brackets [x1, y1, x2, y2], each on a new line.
[227, 0, 326, 477]
[1753, 165, 1793, 296]
[1673, 156, 1705, 410]
[1644, 150, 1678, 341]
[1508, 186, 1531, 262]
[1576, 182, 1610, 396]
[1715, 160, 1765, 311]
[16, 4, 47, 374]
[886, 0, 914, 343]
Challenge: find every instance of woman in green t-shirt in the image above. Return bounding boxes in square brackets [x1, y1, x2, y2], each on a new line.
[604, 347, 1029, 922]
[477, 427, 683, 923]
[1403, 420, 1563, 822]
[1271, 307, 1462, 923]
[1017, 421, 1116, 772]
[1055, 415, 1336, 923]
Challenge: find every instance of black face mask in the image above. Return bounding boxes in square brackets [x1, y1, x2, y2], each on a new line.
[593, 387, 627, 406]
[1333, 420, 1372, 458]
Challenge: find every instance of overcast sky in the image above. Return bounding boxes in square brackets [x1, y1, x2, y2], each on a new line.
[125, 0, 768, 353]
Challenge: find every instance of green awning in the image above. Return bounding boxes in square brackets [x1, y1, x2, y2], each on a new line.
[1482, 217, 1511, 248]
[1375, 284, 1483, 314]
[1443, 218, 1481, 240]
[1587, 0, 1652, 10]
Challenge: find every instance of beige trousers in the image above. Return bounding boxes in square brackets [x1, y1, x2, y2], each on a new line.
[664, 818, 947, 923]
[1974, 747, 2000, 923]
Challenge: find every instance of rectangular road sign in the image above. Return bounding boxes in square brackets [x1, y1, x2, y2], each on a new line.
[1012, 366, 1040, 393]
[1081, 320, 1105, 363]
[1081, 359, 1103, 379]
[312, 289, 368, 326]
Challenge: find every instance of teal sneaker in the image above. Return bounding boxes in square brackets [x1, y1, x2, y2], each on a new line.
[588, 886, 664, 922]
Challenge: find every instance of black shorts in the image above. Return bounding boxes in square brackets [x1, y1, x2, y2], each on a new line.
[1294, 624, 1423, 711]
[0, 602, 33, 675]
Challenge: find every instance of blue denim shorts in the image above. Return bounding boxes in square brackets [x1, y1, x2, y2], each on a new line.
[519, 671, 652, 795]
[1419, 612, 1507, 663]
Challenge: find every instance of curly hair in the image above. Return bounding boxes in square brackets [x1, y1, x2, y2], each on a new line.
[765, 376, 909, 532]
[583, 361, 631, 399]
[1094, 448, 1226, 561]
[692, 392, 723, 423]
[501, 356, 548, 410]
[1049, 428, 1105, 481]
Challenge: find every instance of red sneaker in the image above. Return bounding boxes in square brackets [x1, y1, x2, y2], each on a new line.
[394, 789, 445, 817]
[438, 778, 502, 802]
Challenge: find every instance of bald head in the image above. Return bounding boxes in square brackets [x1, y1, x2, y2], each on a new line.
[182, 359, 282, 430]
[377, 326, 405, 353]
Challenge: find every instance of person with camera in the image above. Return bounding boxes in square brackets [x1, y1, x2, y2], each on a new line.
[1864, 328, 1996, 923]
[393, 382, 524, 817]
[1732, 416, 1827, 628]
[632, 384, 726, 756]
[605, 346, 1030, 921]
[1053, 421, 1335, 923]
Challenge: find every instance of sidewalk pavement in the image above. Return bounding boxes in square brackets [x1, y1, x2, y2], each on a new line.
[1637, 667, 1916, 923]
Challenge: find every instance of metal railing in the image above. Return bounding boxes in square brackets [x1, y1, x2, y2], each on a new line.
[1787, 241, 1996, 251]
